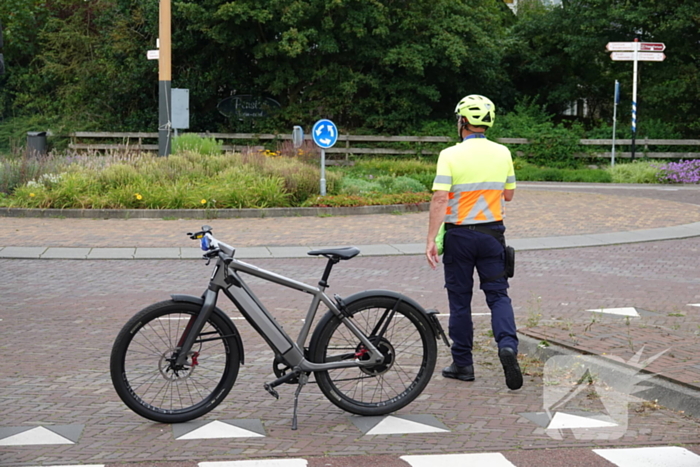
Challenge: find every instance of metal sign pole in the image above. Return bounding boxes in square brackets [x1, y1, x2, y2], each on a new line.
[612, 80, 619, 167]
[631, 39, 639, 161]
[606, 41, 666, 163]
[312, 119, 337, 197]
[320, 149, 327, 196]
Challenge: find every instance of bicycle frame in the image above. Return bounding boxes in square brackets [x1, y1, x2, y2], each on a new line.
[175, 245, 385, 374]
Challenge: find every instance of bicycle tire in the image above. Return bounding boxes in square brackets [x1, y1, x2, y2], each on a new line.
[110, 300, 241, 423]
[309, 295, 437, 416]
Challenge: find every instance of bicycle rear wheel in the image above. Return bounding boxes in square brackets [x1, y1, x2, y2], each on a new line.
[309, 295, 437, 416]
[110, 300, 241, 423]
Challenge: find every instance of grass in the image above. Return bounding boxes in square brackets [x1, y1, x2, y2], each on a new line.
[0, 138, 691, 210]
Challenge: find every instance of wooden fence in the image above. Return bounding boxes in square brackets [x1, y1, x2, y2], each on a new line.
[68, 132, 700, 160]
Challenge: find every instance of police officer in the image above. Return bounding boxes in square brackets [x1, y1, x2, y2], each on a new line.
[425, 95, 522, 390]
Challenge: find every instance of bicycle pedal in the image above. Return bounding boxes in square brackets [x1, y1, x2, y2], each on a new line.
[263, 383, 279, 400]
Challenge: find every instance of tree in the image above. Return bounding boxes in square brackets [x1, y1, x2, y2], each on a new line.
[505, 0, 700, 137]
[175, 0, 513, 132]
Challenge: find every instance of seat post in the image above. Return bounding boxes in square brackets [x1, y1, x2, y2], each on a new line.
[318, 256, 339, 289]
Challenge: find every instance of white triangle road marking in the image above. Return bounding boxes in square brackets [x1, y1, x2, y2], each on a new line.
[200, 460, 307, 467]
[587, 307, 639, 317]
[0, 426, 74, 446]
[593, 446, 700, 467]
[401, 452, 516, 467]
[366, 415, 449, 435]
[546, 412, 618, 430]
[27, 465, 104, 467]
[177, 420, 264, 440]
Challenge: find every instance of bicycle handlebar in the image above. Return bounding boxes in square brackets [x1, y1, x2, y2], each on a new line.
[187, 226, 235, 259]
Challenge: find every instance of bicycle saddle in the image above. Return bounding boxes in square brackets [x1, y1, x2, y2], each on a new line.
[307, 246, 360, 260]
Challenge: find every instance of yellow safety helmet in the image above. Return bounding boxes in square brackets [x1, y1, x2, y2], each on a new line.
[454, 95, 495, 128]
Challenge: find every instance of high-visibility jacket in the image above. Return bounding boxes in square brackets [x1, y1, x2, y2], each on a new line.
[432, 136, 516, 225]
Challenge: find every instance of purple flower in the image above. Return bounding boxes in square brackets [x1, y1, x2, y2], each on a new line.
[654, 160, 700, 184]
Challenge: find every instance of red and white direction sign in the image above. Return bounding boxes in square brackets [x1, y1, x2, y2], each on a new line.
[606, 41, 666, 52]
[610, 51, 666, 62]
[639, 42, 665, 52]
[606, 42, 637, 51]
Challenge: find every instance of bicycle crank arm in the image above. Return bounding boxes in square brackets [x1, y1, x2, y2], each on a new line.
[264, 370, 302, 399]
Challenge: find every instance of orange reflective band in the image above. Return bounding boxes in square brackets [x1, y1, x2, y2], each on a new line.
[451, 189, 504, 225]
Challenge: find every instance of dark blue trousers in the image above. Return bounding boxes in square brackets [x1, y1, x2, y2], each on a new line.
[443, 226, 518, 367]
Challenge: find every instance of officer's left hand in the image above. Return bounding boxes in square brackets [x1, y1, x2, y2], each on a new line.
[426, 241, 439, 269]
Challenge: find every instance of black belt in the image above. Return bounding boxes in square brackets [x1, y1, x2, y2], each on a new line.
[445, 221, 503, 231]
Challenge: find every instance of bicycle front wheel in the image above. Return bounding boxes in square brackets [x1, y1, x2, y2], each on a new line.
[110, 300, 241, 424]
[310, 295, 437, 416]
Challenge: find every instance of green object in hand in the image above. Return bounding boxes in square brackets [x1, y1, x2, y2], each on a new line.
[435, 223, 446, 255]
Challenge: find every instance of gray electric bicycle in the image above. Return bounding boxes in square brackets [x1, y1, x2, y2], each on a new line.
[110, 226, 449, 429]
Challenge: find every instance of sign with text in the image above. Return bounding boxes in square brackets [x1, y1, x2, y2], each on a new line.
[217, 95, 281, 119]
[610, 52, 665, 62]
[606, 42, 666, 52]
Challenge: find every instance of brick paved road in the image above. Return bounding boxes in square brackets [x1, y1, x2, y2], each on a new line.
[2, 237, 700, 466]
[2, 186, 700, 248]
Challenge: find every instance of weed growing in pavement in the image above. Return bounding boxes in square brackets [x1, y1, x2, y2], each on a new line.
[519, 353, 544, 378]
[568, 331, 578, 346]
[667, 312, 685, 317]
[584, 312, 600, 332]
[525, 293, 543, 327]
[633, 399, 662, 413]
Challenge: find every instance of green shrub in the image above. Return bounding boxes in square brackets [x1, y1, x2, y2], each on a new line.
[340, 175, 427, 196]
[340, 178, 379, 195]
[172, 134, 223, 155]
[2, 147, 342, 209]
[514, 160, 612, 183]
[349, 158, 435, 176]
[304, 192, 431, 207]
[562, 170, 612, 183]
[606, 161, 660, 184]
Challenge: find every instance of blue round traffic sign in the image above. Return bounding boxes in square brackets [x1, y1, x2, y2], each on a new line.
[312, 119, 338, 149]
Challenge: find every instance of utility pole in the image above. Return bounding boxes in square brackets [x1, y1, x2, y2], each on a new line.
[158, 0, 172, 156]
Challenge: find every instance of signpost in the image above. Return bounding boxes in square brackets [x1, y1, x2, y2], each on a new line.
[312, 119, 338, 196]
[606, 40, 666, 160]
[611, 80, 620, 167]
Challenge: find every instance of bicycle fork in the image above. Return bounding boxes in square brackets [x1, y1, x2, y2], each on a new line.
[172, 288, 218, 369]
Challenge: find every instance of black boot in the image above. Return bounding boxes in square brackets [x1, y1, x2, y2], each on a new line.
[498, 347, 523, 390]
[442, 362, 475, 381]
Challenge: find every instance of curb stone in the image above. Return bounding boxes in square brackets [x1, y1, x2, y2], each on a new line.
[0, 202, 430, 220]
[518, 334, 700, 419]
